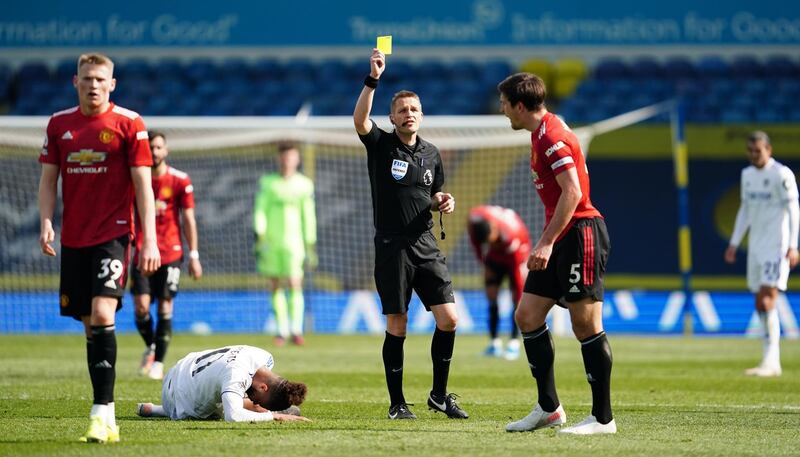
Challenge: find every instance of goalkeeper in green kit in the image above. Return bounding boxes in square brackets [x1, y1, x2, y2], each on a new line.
[253, 142, 317, 346]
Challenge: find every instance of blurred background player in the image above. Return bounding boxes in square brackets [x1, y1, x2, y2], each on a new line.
[135, 344, 309, 423]
[354, 48, 467, 420]
[253, 142, 317, 346]
[498, 73, 614, 435]
[132, 131, 203, 381]
[38, 53, 160, 443]
[467, 205, 531, 360]
[724, 131, 799, 377]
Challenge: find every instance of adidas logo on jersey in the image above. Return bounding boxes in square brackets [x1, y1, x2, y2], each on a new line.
[569, 285, 580, 293]
[61, 131, 73, 140]
[104, 279, 117, 289]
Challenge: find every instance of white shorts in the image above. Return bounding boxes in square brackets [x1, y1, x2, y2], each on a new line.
[747, 251, 790, 292]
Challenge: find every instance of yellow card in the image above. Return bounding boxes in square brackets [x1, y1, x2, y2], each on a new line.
[377, 35, 392, 55]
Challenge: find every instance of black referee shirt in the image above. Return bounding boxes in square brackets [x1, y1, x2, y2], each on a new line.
[359, 121, 444, 236]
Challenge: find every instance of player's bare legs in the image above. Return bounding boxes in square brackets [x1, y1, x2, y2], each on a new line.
[80, 297, 120, 443]
[747, 286, 781, 376]
[134, 294, 155, 375]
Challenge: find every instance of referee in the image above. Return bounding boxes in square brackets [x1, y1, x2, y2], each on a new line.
[353, 48, 468, 420]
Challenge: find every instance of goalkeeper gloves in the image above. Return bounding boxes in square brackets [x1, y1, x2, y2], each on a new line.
[305, 245, 318, 270]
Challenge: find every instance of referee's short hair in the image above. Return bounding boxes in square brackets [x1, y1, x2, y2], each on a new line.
[497, 73, 546, 111]
[747, 131, 771, 146]
[391, 90, 421, 111]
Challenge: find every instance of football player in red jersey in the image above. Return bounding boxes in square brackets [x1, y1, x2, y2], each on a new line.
[38, 53, 160, 443]
[467, 205, 531, 360]
[132, 131, 203, 381]
[498, 73, 615, 435]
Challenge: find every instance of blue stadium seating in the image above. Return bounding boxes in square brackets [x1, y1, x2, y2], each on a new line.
[1, 54, 798, 120]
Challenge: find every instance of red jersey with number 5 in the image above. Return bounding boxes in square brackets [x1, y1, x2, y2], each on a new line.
[530, 112, 601, 237]
[134, 167, 195, 265]
[39, 103, 152, 248]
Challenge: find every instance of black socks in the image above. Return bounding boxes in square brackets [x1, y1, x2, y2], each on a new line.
[89, 325, 117, 405]
[135, 312, 153, 347]
[431, 327, 455, 398]
[522, 324, 559, 412]
[154, 314, 172, 363]
[580, 331, 613, 424]
[382, 332, 406, 406]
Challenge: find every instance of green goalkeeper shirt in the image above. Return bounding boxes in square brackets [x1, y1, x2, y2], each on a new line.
[253, 172, 316, 254]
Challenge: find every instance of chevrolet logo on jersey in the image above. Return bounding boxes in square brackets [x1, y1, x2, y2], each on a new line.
[67, 150, 107, 166]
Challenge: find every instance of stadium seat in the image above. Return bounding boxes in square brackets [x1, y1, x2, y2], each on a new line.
[16, 61, 51, 82]
[450, 60, 482, 81]
[730, 55, 764, 78]
[54, 58, 76, 80]
[594, 57, 629, 79]
[720, 107, 752, 123]
[696, 55, 729, 79]
[765, 55, 799, 78]
[663, 57, 696, 79]
[519, 58, 553, 88]
[251, 58, 283, 81]
[754, 108, 785, 123]
[553, 57, 588, 99]
[184, 58, 218, 83]
[629, 57, 663, 78]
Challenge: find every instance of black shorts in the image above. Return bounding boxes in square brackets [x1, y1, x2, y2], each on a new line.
[374, 231, 455, 315]
[524, 217, 610, 304]
[59, 235, 131, 321]
[484, 260, 509, 287]
[130, 260, 182, 299]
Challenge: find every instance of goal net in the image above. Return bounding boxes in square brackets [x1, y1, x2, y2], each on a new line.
[0, 115, 546, 333]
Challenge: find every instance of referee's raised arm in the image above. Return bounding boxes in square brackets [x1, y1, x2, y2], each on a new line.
[354, 48, 385, 135]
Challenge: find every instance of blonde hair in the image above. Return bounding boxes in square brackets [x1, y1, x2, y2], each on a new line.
[77, 53, 114, 74]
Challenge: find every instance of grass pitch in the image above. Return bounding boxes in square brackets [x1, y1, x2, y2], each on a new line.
[0, 333, 797, 456]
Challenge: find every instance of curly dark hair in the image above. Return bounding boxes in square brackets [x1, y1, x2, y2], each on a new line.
[265, 377, 307, 411]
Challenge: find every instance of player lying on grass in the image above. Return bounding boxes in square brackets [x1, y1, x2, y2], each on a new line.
[136, 345, 309, 422]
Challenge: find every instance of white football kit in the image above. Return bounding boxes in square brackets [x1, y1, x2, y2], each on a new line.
[730, 158, 800, 292]
[161, 345, 274, 420]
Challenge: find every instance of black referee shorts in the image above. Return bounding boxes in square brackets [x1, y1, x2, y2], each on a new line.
[374, 231, 455, 315]
[59, 234, 130, 321]
[524, 217, 610, 304]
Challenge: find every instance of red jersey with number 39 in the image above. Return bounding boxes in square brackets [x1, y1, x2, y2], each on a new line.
[530, 112, 601, 237]
[39, 103, 152, 248]
[134, 167, 195, 264]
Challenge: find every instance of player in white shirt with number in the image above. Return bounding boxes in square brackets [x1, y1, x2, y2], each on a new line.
[136, 345, 309, 422]
[725, 131, 800, 377]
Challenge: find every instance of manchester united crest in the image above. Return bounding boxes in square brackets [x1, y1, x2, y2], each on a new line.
[99, 129, 115, 144]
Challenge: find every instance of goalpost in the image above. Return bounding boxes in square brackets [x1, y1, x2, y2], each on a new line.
[0, 103, 686, 334]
